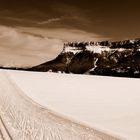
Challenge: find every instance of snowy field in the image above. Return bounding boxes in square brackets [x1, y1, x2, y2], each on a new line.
[0, 69, 140, 140]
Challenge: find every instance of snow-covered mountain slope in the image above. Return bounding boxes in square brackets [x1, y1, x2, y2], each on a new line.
[29, 39, 140, 78]
[6, 69, 140, 140]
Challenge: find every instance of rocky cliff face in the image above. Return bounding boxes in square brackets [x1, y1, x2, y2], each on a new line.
[29, 39, 140, 78]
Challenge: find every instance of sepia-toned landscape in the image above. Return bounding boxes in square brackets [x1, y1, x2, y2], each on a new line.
[0, 0, 140, 140]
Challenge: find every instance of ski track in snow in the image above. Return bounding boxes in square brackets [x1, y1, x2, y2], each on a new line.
[0, 70, 123, 140]
[0, 115, 13, 140]
[0, 127, 4, 140]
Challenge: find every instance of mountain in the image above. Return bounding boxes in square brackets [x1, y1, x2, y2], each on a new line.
[29, 39, 140, 78]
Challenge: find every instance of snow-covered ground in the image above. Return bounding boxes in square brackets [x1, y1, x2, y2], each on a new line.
[0, 69, 140, 140]
[6, 70, 140, 140]
[0, 70, 121, 140]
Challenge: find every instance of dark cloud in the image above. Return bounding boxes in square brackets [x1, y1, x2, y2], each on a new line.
[0, 0, 139, 66]
[0, 0, 140, 40]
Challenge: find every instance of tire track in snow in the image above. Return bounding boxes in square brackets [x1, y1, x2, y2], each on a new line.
[0, 115, 13, 140]
[0, 128, 4, 140]
[0, 70, 125, 140]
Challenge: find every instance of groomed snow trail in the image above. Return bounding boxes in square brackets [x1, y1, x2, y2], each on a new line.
[0, 71, 123, 140]
[0, 115, 13, 140]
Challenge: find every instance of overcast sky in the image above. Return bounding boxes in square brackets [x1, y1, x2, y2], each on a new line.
[0, 0, 140, 66]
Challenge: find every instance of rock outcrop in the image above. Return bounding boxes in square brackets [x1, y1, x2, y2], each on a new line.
[29, 39, 140, 78]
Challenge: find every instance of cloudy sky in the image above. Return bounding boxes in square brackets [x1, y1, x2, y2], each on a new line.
[0, 0, 140, 67]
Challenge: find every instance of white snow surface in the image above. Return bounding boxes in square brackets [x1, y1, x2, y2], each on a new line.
[5, 70, 140, 140]
[63, 46, 83, 54]
[1, 70, 108, 140]
[86, 45, 110, 53]
[63, 45, 130, 54]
